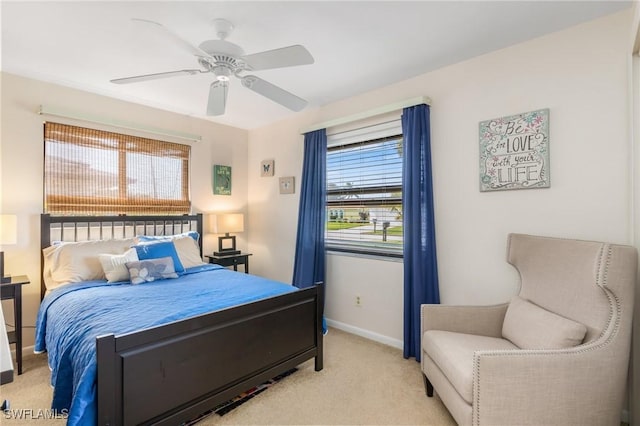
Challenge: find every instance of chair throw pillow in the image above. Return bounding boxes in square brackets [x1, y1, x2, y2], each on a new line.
[126, 257, 179, 285]
[502, 296, 587, 349]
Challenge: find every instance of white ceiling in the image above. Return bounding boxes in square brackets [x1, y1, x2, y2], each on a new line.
[1, 1, 631, 130]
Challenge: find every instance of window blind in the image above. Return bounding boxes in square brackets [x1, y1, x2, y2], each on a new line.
[326, 121, 403, 256]
[44, 122, 191, 215]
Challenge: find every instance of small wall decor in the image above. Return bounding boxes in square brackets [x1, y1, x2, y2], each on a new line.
[279, 176, 295, 194]
[213, 165, 232, 195]
[479, 108, 550, 192]
[260, 159, 275, 177]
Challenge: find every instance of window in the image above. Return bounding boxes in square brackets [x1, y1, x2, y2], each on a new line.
[326, 121, 403, 257]
[44, 122, 190, 215]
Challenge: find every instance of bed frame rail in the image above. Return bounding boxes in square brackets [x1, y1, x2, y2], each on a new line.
[97, 284, 323, 425]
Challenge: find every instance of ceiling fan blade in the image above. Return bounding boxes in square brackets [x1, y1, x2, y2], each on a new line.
[111, 69, 203, 84]
[241, 75, 307, 111]
[132, 18, 211, 59]
[207, 81, 228, 116]
[242, 45, 314, 71]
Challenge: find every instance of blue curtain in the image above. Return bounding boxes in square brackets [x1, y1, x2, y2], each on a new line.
[292, 129, 327, 332]
[402, 104, 439, 361]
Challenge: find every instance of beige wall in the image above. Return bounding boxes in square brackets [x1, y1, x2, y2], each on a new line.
[0, 72, 249, 347]
[248, 10, 634, 348]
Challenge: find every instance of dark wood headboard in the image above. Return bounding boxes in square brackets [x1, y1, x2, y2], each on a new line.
[40, 214, 203, 299]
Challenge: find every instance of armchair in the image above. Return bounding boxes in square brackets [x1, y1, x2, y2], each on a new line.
[421, 233, 637, 425]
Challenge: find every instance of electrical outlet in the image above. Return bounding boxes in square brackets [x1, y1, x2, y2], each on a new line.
[355, 295, 362, 307]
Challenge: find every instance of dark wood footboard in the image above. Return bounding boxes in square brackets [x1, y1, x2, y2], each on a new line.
[96, 283, 323, 425]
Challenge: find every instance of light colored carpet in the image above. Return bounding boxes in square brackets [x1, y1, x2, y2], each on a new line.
[0, 328, 455, 425]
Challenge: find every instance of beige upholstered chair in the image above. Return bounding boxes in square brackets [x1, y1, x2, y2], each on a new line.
[421, 233, 637, 425]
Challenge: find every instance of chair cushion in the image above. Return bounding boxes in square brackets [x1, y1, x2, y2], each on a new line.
[423, 330, 517, 404]
[502, 296, 587, 349]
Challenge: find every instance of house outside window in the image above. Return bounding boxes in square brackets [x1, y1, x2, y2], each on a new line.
[326, 120, 403, 258]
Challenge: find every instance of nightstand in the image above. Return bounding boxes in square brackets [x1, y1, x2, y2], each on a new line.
[206, 253, 253, 274]
[0, 275, 29, 375]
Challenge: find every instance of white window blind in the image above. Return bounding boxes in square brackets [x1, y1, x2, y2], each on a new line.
[44, 122, 191, 215]
[326, 120, 403, 257]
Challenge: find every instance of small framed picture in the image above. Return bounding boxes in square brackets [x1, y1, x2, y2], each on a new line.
[279, 176, 295, 194]
[260, 159, 275, 177]
[213, 165, 232, 195]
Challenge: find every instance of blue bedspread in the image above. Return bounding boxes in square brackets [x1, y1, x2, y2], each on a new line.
[34, 265, 297, 425]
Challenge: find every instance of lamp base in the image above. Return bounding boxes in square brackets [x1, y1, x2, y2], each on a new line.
[0, 251, 9, 283]
[213, 250, 241, 257]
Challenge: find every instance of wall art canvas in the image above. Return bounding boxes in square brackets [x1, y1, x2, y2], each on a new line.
[479, 108, 550, 192]
[213, 165, 232, 195]
[261, 159, 275, 177]
[279, 176, 295, 194]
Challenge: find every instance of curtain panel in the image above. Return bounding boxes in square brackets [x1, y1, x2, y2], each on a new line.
[292, 129, 327, 334]
[401, 104, 440, 361]
[292, 129, 327, 288]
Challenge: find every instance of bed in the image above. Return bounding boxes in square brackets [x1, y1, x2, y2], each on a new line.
[36, 214, 323, 425]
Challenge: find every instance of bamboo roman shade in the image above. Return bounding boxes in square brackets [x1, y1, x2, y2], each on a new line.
[44, 122, 191, 215]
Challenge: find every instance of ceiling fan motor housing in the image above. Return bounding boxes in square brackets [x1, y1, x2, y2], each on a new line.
[199, 39, 245, 59]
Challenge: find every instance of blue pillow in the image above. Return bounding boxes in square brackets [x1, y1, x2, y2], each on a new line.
[133, 241, 185, 273]
[137, 231, 199, 243]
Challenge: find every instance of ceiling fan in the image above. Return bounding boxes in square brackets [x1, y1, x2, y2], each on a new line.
[111, 18, 314, 116]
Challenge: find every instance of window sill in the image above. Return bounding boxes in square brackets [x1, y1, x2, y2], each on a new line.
[326, 247, 403, 263]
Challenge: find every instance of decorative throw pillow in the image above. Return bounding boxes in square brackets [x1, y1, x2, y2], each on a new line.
[126, 257, 178, 285]
[135, 233, 203, 269]
[132, 240, 185, 273]
[99, 248, 139, 283]
[502, 296, 587, 349]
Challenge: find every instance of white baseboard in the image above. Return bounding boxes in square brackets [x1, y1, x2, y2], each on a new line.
[326, 318, 403, 350]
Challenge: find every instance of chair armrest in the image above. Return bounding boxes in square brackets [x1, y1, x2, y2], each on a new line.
[421, 303, 508, 338]
[473, 344, 625, 425]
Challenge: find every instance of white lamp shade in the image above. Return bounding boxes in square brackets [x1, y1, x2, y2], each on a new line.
[210, 213, 244, 234]
[0, 215, 17, 245]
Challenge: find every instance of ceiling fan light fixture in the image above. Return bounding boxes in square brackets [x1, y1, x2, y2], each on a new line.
[213, 66, 231, 82]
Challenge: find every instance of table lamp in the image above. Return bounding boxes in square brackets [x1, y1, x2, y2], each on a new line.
[0, 215, 17, 283]
[210, 213, 244, 256]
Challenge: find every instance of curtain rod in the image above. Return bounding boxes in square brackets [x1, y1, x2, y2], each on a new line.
[38, 105, 202, 143]
[299, 96, 431, 135]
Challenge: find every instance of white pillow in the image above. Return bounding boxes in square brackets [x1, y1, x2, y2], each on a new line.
[172, 236, 205, 268]
[99, 248, 139, 283]
[502, 296, 587, 349]
[42, 238, 136, 290]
